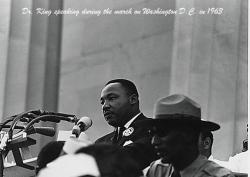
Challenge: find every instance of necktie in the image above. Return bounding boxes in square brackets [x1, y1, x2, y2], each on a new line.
[116, 126, 126, 142]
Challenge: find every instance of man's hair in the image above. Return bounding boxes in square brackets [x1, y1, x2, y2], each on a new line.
[106, 79, 139, 97]
[200, 131, 214, 145]
[36, 141, 65, 174]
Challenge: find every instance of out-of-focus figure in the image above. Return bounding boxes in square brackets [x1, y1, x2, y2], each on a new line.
[37, 153, 100, 177]
[76, 144, 143, 177]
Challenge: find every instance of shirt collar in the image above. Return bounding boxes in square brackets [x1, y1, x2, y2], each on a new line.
[180, 155, 207, 177]
[124, 112, 141, 128]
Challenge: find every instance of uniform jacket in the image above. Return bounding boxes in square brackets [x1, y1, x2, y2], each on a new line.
[146, 155, 235, 177]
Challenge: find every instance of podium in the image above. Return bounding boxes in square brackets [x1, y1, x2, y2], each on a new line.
[3, 158, 36, 177]
[0, 137, 37, 177]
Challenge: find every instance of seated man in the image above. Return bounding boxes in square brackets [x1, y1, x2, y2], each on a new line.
[143, 94, 235, 177]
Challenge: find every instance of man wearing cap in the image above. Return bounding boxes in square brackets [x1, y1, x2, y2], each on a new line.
[144, 94, 234, 177]
[95, 79, 158, 170]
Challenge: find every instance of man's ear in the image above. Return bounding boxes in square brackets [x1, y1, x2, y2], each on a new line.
[129, 94, 138, 104]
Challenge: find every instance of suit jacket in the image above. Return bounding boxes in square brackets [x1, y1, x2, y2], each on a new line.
[95, 113, 158, 170]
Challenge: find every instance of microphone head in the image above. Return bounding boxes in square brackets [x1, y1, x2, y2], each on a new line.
[71, 117, 92, 137]
[77, 117, 92, 131]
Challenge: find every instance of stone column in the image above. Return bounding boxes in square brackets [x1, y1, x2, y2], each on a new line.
[2, 0, 32, 118]
[0, 0, 12, 119]
[170, 0, 247, 159]
[25, 0, 63, 152]
[0, 0, 63, 159]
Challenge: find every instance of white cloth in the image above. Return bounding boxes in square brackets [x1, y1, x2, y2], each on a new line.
[38, 154, 100, 177]
[210, 151, 249, 174]
[63, 132, 92, 154]
[227, 151, 248, 173]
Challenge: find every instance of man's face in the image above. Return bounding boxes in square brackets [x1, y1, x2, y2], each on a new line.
[197, 132, 212, 158]
[100, 83, 132, 127]
[151, 126, 196, 164]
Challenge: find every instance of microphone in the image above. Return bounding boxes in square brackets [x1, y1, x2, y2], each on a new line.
[72, 117, 92, 137]
[12, 127, 56, 139]
[26, 127, 55, 137]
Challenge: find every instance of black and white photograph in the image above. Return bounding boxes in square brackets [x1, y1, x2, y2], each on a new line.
[0, 0, 248, 176]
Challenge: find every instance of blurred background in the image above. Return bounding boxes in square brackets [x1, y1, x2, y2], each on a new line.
[0, 0, 247, 165]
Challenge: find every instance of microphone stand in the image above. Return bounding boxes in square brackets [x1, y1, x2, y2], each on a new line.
[0, 110, 37, 176]
[0, 110, 78, 176]
[0, 150, 4, 177]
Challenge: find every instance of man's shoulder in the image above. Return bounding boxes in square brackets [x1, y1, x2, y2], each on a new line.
[132, 113, 151, 128]
[95, 132, 114, 144]
[136, 113, 150, 120]
[202, 160, 235, 177]
[125, 114, 152, 141]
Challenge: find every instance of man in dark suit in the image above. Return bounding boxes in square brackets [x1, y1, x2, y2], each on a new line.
[95, 79, 158, 170]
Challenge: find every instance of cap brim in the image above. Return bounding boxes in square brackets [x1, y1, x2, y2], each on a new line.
[137, 118, 220, 131]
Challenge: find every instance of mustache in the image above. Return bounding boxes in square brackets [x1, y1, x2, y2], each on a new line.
[103, 110, 113, 115]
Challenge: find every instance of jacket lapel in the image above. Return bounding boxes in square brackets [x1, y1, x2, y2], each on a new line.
[115, 114, 148, 146]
